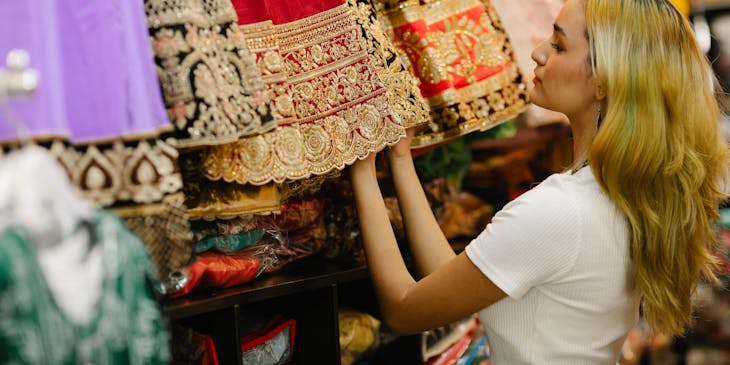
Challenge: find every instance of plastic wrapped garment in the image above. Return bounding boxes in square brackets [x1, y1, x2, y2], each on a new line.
[241, 315, 296, 365]
[168, 245, 277, 297]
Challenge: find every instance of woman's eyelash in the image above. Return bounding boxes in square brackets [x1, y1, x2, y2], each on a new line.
[550, 42, 563, 52]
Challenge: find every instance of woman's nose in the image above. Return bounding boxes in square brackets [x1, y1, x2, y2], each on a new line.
[531, 40, 548, 66]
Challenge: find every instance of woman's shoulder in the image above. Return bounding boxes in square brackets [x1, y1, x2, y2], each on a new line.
[498, 166, 607, 227]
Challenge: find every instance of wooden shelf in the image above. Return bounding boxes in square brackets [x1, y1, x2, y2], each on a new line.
[164, 258, 369, 320]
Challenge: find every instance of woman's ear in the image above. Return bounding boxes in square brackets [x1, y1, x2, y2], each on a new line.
[594, 82, 606, 101]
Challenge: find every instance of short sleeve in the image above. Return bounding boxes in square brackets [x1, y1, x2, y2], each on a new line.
[465, 175, 582, 299]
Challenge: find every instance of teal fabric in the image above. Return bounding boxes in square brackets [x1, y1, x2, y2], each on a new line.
[193, 229, 266, 254]
[0, 211, 170, 364]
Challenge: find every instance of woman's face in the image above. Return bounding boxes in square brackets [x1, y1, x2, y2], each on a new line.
[530, 0, 598, 118]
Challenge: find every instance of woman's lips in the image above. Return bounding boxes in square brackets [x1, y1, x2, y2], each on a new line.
[533, 76, 541, 84]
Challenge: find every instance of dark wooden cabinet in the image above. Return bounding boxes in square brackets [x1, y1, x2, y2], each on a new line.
[164, 258, 375, 365]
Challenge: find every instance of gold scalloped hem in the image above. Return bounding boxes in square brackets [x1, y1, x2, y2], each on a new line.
[186, 182, 281, 221]
[201, 4, 408, 185]
[113, 193, 193, 276]
[411, 62, 530, 148]
[412, 97, 527, 148]
[202, 92, 406, 185]
[47, 139, 184, 207]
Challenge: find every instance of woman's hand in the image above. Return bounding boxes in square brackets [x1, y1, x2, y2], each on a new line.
[350, 151, 377, 180]
[387, 128, 415, 162]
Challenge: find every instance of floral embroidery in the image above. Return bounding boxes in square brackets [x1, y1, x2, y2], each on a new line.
[240, 21, 297, 125]
[348, 0, 431, 130]
[146, 0, 274, 148]
[375, 0, 529, 147]
[201, 4, 406, 186]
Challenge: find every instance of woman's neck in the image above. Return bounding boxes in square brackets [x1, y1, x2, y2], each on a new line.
[567, 108, 598, 168]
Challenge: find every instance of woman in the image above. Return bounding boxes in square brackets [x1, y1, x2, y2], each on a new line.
[349, 0, 730, 363]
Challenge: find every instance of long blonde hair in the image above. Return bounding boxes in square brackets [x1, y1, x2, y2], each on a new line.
[585, 0, 729, 335]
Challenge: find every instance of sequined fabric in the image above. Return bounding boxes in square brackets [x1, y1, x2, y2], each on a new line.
[179, 150, 281, 221]
[145, 0, 274, 148]
[200, 1, 406, 186]
[375, 0, 529, 148]
[347, 0, 431, 130]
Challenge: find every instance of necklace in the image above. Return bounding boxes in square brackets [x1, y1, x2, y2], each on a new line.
[571, 160, 589, 174]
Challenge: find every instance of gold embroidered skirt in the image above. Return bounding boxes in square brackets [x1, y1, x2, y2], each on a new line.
[200, 1, 407, 187]
[375, 0, 529, 148]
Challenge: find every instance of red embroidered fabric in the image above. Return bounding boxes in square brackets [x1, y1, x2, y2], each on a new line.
[200, 0, 406, 186]
[376, 0, 529, 147]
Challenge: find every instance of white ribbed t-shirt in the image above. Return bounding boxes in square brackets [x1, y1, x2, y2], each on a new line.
[465, 166, 640, 365]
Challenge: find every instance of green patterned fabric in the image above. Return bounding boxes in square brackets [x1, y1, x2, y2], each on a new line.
[193, 229, 266, 254]
[0, 211, 170, 364]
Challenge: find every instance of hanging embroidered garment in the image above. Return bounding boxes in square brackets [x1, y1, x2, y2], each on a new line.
[0, 0, 193, 276]
[0, 0, 180, 205]
[374, 0, 529, 148]
[232, 0, 296, 126]
[165, 1, 284, 220]
[0, 1, 171, 143]
[199, 0, 406, 186]
[0, 213, 170, 364]
[145, 0, 274, 149]
[180, 0, 417, 220]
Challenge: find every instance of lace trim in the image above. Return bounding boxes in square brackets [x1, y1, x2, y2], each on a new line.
[377, 0, 529, 148]
[146, 0, 274, 148]
[48, 139, 183, 207]
[349, 0, 431, 130]
[202, 4, 406, 185]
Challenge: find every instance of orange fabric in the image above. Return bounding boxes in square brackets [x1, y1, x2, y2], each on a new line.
[172, 252, 261, 297]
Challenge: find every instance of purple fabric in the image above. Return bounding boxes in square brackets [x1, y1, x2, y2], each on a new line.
[0, 1, 169, 143]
